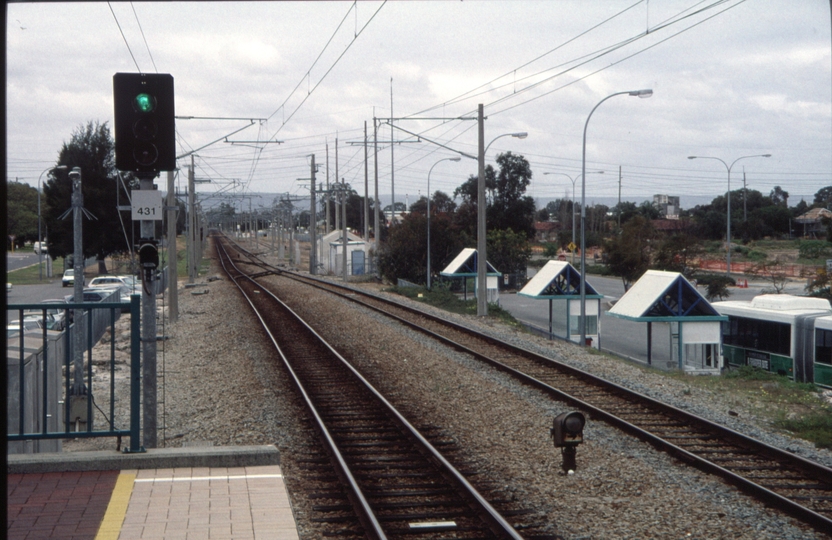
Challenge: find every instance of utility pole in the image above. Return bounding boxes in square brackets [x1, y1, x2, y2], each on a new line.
[618, 166, 622, 230]
[70, 168, 86, 399]
[342, 180, 348, 282]
[335, 136, 340, 231]
[166, 170, 178, 321]
[476, 104, 487, 317]
[310, 155, 317, 274]
[373, 117, 380, 264]
[364, 121, 369, 242]
[390, 79, 396, 225]
[326, 142, 330, 234]
[743, 168, 748, 222]
[188, 156, 196, 283]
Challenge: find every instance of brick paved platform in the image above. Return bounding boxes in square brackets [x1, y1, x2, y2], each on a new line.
[6, 446, 299, 539]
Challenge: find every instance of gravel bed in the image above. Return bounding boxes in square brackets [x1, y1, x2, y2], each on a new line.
[67, 242, 831, 539]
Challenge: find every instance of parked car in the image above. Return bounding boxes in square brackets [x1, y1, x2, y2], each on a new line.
[91, 275, 142, 296]
[20, 311, 59, 331]
[62, 269, 85, 287]
[65, 288, 122, 304]
[6, 282, 11, 293]
[30, 300, 69, 331]
[7, 317, 44, 338]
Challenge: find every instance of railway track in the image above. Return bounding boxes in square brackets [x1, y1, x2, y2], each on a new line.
[215, 235, 549, 539]
[218, 232, 832, 536]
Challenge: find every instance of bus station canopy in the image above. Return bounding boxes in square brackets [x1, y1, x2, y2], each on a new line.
[608, 270, 725, 322]
[439, 248, 501, 277]
[518, 260, 602, 300]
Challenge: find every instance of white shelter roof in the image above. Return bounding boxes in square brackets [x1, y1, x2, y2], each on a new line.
[518, 260, 601, 299]
[322, 230, 364, 244]
[439, 248, 500, 277]
[608, 270, 723, 321]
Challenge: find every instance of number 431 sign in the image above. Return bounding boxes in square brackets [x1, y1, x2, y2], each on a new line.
[131, 190, 164, 221]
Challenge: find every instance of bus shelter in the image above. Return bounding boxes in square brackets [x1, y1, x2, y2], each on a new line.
[608, 270, 726, 373]
[518, 260, 603, 348]
[439, 248, 501, 304]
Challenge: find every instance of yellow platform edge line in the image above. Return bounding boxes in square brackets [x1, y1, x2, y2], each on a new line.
[94, 472, 136, 540]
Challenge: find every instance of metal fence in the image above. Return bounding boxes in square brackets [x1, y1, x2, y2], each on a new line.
[6, 295, 142, 453]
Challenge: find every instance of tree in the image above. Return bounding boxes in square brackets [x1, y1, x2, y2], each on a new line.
[653, 229, 702, 278]
[43, 121, 128, 273]
[7, 181, 40, 246]
[377, 210, 467, 285]
[604, 216, 655, 290]
[487, 228, 531, 277]
[770, 185, 789, 207]
[814, 186, 832, 207]
[489, 152, 536, 239]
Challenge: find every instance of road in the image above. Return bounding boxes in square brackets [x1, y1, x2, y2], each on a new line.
[499, 270, 810, 370]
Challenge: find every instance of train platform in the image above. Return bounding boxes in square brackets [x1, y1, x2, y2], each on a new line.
[7, 445, 299, 539]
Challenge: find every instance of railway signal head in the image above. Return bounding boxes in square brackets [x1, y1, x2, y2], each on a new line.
[552, 411, 586, 474]
[551, 411, 585, 447]
[113, 72, 176, 174]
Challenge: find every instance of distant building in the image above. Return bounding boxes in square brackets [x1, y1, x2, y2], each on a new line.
[653, 194, 680, 219]
[794, 207, 832, 238]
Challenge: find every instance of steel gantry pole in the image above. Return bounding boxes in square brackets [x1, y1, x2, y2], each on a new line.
[687, 154, 771, 275]
[580, 89, 652, 346]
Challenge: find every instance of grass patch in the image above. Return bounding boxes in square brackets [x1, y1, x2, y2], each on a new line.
[386, 284, 522, 327]
[668, 365, 832, 449]
[8, 257, 73, 285]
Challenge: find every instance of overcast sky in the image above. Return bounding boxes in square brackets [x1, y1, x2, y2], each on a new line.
[6, 0, 832, 210]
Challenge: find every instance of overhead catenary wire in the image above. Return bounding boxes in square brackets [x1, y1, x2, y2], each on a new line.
[130, 2, 157, 73]
[108, 2, 141, 71]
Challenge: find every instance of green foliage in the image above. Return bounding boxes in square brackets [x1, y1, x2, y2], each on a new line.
[604, 216, 655, 290]
[6, 181, 40, 245]
[388, 282, 518, 326]
[489, 152, 536, 239]
[775, 413, 832, 449]
[487, 228, 531, 276]
[799, 240, 831, 260]
[542, 242, 560, 257]
[42, 121, 127, 262]
[696, 274, 734, 301]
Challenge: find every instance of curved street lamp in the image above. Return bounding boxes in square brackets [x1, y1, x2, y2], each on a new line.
[477, 129, 528, 316]
[427, 156, 460, 290]
[37, 165, 68, 280]
[580, 89, 652, 346]
[687, 153, 771, 275]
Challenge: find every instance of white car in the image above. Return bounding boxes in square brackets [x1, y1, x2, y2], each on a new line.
[62, 269, 84, 287]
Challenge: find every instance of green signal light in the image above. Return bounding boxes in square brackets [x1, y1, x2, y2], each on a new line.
[133, 93, 156, 113]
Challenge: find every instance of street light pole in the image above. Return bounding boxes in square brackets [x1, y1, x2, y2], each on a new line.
[476, 115, 528, 317]
[580, 89, 652, 346]
[687, 154, 771, 275]
[36, 165, 67, 280]
[427, 157, 460, 290]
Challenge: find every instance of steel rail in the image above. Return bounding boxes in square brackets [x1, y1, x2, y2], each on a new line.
[222, 239, 832, 535]
[214, 235, 525, 540]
